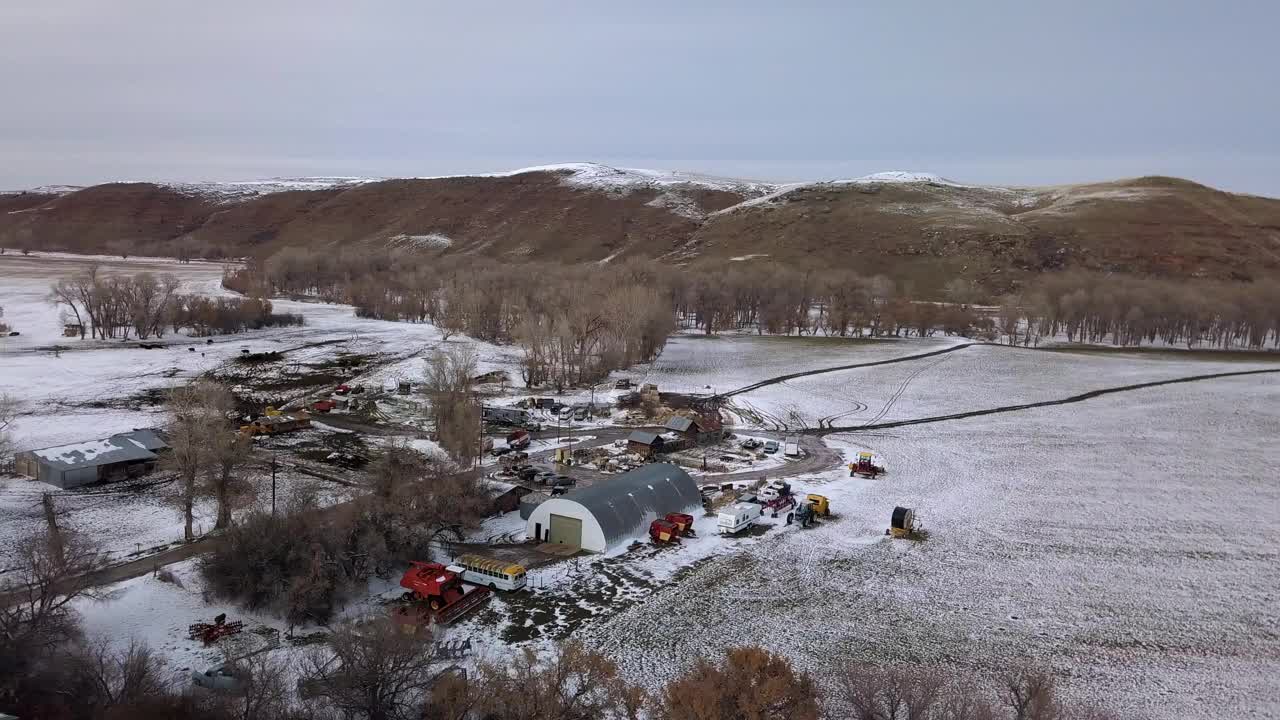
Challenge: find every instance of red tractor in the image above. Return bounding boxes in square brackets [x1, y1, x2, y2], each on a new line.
[312, 399, 337, 413]
[391, 561, 490, 630]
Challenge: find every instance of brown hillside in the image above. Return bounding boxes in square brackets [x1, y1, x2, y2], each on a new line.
[691, 177, 1280, 290]
[3, 166, 1280, 290]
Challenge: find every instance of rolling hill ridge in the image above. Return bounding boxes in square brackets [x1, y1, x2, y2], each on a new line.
[4, 163, 1279, 290]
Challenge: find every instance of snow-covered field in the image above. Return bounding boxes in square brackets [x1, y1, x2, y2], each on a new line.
[728, 343, 1280, 431]
[633, 331, 961, 395]
[576, 375, 1280, 719]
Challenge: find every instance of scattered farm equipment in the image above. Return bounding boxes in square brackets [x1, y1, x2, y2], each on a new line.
[240, 411, 311, 436]
[650, 512, 698, 543]
[759, 481, 797, 516]
[806, 494, 830, 517]
[649, 518, 681, 543]
[888, 506, 918, 538]
[335, 384, 351, 395]
[849, 452, 886, 478]
[793, 494, 830, 528]
[664, 512, 696, 536]
[188, 614, 244, 645]
[391, 561, 491, 631]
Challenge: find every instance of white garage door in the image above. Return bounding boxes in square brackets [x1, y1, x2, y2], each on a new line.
[548, 513, 582, 548]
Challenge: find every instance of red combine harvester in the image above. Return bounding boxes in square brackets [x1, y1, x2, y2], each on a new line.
[391, 561, 490, 631]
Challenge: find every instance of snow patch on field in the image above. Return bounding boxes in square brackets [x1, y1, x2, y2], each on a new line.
[387, 232, 453, 249]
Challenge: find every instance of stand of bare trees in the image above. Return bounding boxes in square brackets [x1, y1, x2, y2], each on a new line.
[164, 382, 244, 540]
[51, 264, 301, 341]
[995, 272, 1280, 349]
[201, 445, 489, 624]
[423, 348, 482, 463]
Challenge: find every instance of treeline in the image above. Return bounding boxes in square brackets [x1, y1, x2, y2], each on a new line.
[996, 272, 1280, 349]
[675, 267, 988, 338]
[225, 251, 676, 389]
[51, 263, 301, 340]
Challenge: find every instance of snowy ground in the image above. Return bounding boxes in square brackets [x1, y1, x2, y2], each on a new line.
[573, 367, 1280, 720]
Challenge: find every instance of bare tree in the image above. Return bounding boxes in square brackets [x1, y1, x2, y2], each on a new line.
[659, 646, 819, 720]
[475, 641, 646, 720]
[164, 381, 234, 541]
[298, 618, 438, 720]
[423, 347, 480, 464]
[0, 527, 107, 701]
[214, 650, 292, 720]
[62, 637, 170, 712]
[1002, 669, 1062, 720]
[205, 429, 254, 530]
[0, 393, 19, 460]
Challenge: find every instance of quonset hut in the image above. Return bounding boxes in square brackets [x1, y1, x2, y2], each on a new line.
[524, 463, 700, 552]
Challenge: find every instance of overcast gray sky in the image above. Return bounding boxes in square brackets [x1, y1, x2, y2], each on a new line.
[3, 1, 1277, 194]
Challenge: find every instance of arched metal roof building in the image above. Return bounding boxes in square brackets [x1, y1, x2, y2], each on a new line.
[525, 463, 701, 552]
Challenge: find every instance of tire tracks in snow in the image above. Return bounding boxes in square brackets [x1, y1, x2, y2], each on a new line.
[716, 342, 975, 398]
[813, 367, 1280, 435]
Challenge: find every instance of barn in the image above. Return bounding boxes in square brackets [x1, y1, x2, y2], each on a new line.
[524, 463, 701, 552]
[13, 429, 169, 489]
[626, 430, 665, 457]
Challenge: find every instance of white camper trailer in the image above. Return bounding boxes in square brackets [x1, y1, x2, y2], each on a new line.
[717, 502, 761, 535]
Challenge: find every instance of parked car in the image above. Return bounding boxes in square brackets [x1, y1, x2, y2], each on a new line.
[192, 665, 248, 692]
[573, 408, 588, 422]
[535, 470, 556, 485]
[558, 407, 573, 420]
[763, 440, 780, 454]
[492, 446, 512, 456]
[740, 438, 762, 450]
[551, 475, 576, 487]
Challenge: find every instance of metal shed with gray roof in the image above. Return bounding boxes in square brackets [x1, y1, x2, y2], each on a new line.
[524, 463, 700, 552]
[13, 429, 169, 488]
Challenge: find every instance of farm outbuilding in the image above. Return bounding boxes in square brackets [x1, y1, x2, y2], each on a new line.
[14, 429, 169, 489]
[626, 430, 665, 457]
[524, 463, 701, 552]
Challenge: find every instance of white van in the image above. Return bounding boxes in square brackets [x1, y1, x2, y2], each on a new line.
[718, 502, 761, 535]
[784, 436, 801, 458]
